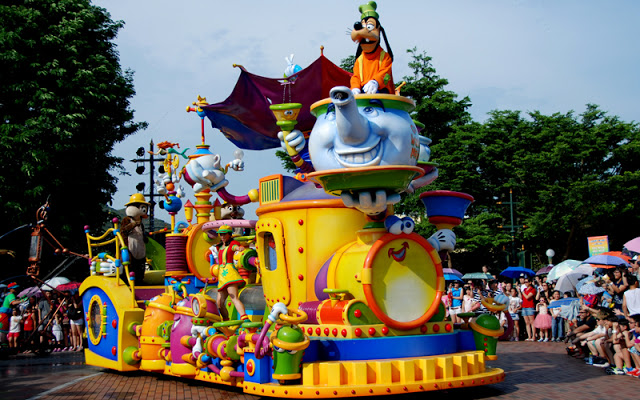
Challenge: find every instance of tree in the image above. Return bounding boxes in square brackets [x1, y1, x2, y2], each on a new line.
[0, 1, 146, 260]
[431, 105, 640, 266]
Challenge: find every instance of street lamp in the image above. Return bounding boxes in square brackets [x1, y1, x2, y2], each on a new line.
[545, 248, 555, 265]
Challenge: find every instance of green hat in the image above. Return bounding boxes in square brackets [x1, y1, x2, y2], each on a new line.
[359, 1, 379, 21]
[217, 225, 233, 234]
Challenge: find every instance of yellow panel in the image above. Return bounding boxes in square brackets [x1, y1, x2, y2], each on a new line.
[256, 217, 290, 306]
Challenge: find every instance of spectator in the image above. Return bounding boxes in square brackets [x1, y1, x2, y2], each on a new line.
[534, 296, 552, 342]
[51, 312, 63, 351]
[507, 287, 522, 341]
[606, 318, 633, 375]
[22, 305, 36, 353]
[463, 287, 478, 312]
[448, 281, 464, 324]
[628, 255, 639, 280]
[623, 314, 640, 376]
[550, 290, 565, 342]
[521, 277, 537, 341]
[8, 307, 22, 349]
[37, 290, 53, 346]
[620, 275, 640, 318]
[68, 294, 84, 351]
[605, 267, 629, 313]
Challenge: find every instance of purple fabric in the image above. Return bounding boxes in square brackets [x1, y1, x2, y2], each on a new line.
[201, 55, 352, 150]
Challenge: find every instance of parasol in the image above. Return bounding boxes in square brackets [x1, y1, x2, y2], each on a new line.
[442, 268, 463, 278]
[500, 266, 535, 279]
[18, 286, 42, 298]
[548, 297, 578, 309]
[547, 259, 582, 281]
[444, 273, 463, 282]
[56, 282, 82, 293]
[578, 282, 606, 295]
[623, 236, 640, 254]
[461, 272, 494, 280]
[43, 277, 70, 291]
[536, 265, 554, 275]
[581, 254, 629, 269]
[554, 265, 594, 293]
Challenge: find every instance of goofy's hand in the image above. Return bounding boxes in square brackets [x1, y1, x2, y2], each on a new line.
[427, 229, 456, 252]
[277, 129, 306, 155]
[362, 80, 379, 94]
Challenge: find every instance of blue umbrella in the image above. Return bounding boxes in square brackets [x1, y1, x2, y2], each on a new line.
[548, 297, 578, 309]
[500, 266, 535, 279]
[442, 268, 463, 277]
[444, 273, 463, 282]
[582, 254, 629, 268]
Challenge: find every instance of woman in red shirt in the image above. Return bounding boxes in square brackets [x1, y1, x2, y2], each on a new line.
[521, 278, 537, 341]
[22, 306, 36, 353]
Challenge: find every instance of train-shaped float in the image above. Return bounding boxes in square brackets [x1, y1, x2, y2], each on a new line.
[79, 3, 505, 397]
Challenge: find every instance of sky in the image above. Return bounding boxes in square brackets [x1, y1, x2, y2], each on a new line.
[93, 0, 640, 226]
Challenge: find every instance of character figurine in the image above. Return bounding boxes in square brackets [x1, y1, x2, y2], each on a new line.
[120, 193, 149, 285]
[350, 1, 394, 95]
[209, 225, 248, 321]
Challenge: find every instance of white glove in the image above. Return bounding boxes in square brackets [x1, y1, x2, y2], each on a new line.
[228, 158, 244, 171]
[277, 129, 306, 154]
[427, 229, 456, 252]
[362, 80, 379, 94]
[351, 88, 362, 95]
[268, 302, 289, 323]
[341, 190, 400, 216]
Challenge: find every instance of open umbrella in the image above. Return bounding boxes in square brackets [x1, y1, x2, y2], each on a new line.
[536, 265, 554, 275]
[601, 251, 630, 264]
[582, 254, 629, 269]
[554, 265, 594, 293]
[623, 236, 640, 254]
[547, 259, 582, 281]
[578, 282, 605, 295]
[18, 286, 42, 298]
[548, 297, 578, 309]
[444, 273, 463, 282]
[42, 276, 70, 291]
[500, 266, 535, 279]
[56, 282, 81, 292]
[461, 272, 494, 280]
[442, 268, 463, 278]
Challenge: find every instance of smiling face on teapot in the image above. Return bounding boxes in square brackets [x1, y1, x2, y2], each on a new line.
[309, 87, 420, 172]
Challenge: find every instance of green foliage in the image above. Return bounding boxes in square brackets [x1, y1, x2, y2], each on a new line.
[340, 55, 355, 73]
[432, 105, 640, 265]
[0, 1, 146, 253]
[275, 149, 296, 172]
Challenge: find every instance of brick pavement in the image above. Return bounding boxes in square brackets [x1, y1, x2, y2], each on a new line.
[31, 341, 640, 399]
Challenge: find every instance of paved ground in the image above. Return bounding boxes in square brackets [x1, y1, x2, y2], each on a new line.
[1, 341, 638, 399]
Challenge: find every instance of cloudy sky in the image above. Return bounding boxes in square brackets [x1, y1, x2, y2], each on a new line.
[93, 0, 640, 224]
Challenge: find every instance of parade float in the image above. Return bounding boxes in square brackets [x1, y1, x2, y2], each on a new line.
[79, 2, 505, 397]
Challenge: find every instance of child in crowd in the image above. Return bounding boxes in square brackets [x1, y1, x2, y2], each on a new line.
[8, 308, 21, 349]
[51, 312, 63, 351]
[624, 314, 640, 376]
[534, 296, 552, 342]
[550, 290, 564, 342]
[508, 288, 522, 341]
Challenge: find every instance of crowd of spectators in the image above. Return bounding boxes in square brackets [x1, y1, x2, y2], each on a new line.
[446, 254, 640, 378]
[0, 283, 84, 354]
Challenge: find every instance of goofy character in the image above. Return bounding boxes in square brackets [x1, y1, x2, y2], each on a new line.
[350, 1, 395, 95]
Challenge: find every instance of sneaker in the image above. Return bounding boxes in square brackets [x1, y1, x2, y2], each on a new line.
[515, 337, 519, 341]
[626, 368, 640, 377]
[537, 338, 544, 342]
[609, 368, 625, 375]
[593, 361, 610, 368]
[585, 356, 594, 365]
[543, 338, 549, 342]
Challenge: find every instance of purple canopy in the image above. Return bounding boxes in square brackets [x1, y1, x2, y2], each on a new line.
[201, 54, 352, 150]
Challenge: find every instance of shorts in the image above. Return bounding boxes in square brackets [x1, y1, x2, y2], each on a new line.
[629, 346, 640, 356]
[510, 312, 520, 321]
[71, 319, 84, 326]
[8, 332, 19, 339]
[521, 307, 535, 317]
[449, 306, 462, 315]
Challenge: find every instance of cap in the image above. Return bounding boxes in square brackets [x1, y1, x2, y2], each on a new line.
[359, 1, 379, 21]
[7, 282, 19, 290]
[217, 225, 233, 234]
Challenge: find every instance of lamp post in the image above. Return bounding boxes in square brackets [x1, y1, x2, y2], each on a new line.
[129, 139, 165, 232]
[546, 249, 555, 266]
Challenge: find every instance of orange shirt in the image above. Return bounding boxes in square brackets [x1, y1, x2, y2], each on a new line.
[351, 46, 395, 93]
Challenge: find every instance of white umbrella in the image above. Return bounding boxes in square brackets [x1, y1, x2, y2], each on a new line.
[547, 259, 582, 281]
[554, 265, 593, 294]
[578, 282, 605, 295]
[42, 276, 70, 291]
